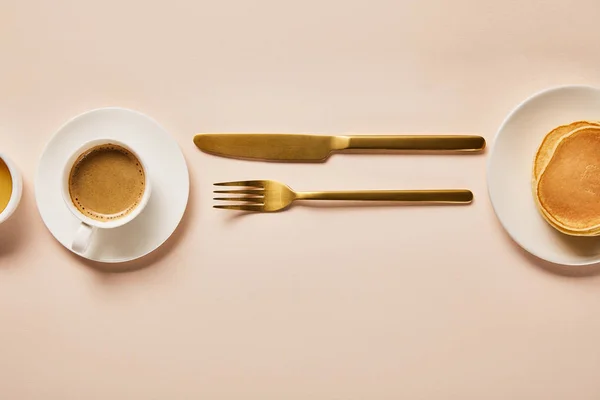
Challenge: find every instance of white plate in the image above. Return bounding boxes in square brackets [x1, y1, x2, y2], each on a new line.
[35, 107, 189, 263]
[488, 85, 600, 266]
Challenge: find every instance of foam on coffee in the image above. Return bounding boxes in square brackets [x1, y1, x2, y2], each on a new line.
[68, 144, 145, 221]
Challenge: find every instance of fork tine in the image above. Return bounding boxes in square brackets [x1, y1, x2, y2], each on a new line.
[213, 197, 264, 203]
[214, 180, 265, 187]
[213, 204, 263, 211]
[213, 189, 264, 195]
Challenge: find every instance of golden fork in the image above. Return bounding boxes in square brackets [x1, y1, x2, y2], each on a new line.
[214, 180, 473, 212]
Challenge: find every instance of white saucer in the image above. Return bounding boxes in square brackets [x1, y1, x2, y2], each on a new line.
[35, 107, 190, 263]
[488, 85, 600, 266]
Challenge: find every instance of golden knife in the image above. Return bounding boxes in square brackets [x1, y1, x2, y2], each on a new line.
[193, 133, 485, 162]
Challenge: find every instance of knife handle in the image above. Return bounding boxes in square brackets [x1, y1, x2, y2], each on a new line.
[343, 135, 486, 152]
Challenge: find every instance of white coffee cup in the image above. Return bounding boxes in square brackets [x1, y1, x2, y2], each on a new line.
[61, 139, 151, 254]
[0, 154, 23, 225]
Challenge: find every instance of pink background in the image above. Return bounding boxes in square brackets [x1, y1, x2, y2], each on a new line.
[2, 0, 600, 398]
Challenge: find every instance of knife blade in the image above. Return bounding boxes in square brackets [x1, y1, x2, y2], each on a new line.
[193, 133, 485, 162]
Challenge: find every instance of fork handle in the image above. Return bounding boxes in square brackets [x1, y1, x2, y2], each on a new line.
[344, 135, 485, 152]
[295, 190, 473, 203]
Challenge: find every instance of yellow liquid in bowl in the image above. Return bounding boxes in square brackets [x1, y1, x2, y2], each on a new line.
[0, 158, 13, 214]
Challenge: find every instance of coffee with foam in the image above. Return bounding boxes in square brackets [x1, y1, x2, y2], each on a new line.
[68, 144, 146, 221]
[0, 158, 12, 214]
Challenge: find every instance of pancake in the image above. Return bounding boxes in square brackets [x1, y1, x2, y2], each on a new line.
[533, 122, 600, 236]
[533, 121, 600, 180]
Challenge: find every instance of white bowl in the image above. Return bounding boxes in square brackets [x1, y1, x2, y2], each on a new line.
[0, 153, 22, 224]
[487, 85, 600, 266]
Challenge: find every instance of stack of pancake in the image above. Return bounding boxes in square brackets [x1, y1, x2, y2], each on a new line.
[533, 121, 600, 236]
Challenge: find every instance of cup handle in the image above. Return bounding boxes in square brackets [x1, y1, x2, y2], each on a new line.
[72, 223, 95, 254]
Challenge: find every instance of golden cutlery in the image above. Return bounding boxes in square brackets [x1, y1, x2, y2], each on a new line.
[194, 133, 485, 162]
[214, 180, 473, 212]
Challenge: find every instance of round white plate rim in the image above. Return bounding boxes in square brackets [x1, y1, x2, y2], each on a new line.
[35, 106, 190, 263]
[487, 84, 600, 266]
